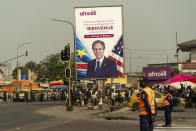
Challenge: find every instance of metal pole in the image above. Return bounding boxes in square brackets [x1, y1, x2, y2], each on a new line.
[176, 32, 178, 63]
[68, 61, 71, 107]
[130, 50, 131, 73]
[50, 19, 75, 111]
[50, 19, 76, 80]
[125, 48, 131, 73]
[16, 42, 32, 91]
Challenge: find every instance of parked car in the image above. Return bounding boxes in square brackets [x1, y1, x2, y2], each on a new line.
[13, 89, 30, 102]
[113, 89, 125, 98]
[128, 90, 185, 111]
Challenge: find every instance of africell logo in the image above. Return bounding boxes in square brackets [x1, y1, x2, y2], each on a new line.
[80, 10, 96, 16]
[147, 70, 167, 77]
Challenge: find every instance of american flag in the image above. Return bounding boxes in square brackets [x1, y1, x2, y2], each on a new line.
[108, 36, 124, 77]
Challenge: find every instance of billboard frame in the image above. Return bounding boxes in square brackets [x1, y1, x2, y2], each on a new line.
[74, 5, 124, 80]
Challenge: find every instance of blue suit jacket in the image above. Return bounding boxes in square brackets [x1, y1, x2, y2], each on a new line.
[86, 57, 118, 78]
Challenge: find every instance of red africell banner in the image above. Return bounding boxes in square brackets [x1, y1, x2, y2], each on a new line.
[143, 66, 171, 80]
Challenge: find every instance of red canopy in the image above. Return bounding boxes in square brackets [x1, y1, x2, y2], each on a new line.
[189, 79, 196, 84]
[164, 74, 196, 84]
[51, 82, 64, 86]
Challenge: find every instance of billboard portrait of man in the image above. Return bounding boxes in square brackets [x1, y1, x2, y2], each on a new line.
[75, 6, 124, 79]
[86, 40, 118, 78]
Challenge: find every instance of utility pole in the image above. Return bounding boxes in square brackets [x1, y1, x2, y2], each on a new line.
[61, 44, 72, 111]
[50, 19, 76, 75]
[51, 19, 75, 111]
[16, 42, 32, 91]
[125, 48, 131, 73]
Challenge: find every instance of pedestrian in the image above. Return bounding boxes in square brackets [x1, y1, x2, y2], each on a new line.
[111, 89, 115, 106]
[162, 87, 173, 127]
[187, 86, 193, 108]
[25, 91, 29, 103]
[3, 90, 7, 102]
[138, 78, 156, 131]
[8, 92, 12, 101]
[192, 90, 196, 108]
[16, 91, 19, 102]
[30, 90, 34, 102]
[40, 91, 44, 102]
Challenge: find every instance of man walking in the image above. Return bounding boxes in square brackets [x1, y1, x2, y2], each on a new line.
[139, 78, 156, 131]
[3, 90, 7, 102]
[162, 87, 173, 127]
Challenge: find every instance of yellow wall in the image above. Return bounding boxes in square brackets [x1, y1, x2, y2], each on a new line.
[105, 74, 127, 84]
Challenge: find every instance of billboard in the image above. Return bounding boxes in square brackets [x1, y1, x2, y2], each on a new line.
[143, 66, 171, 80]
[75, 6, 124, 79]
[0, 74, 12, 85]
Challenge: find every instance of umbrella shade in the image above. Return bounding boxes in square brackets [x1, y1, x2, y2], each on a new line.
[170, 81, 196, 89]
[190, 79, 196, 84]
[164, 74, 196, 84]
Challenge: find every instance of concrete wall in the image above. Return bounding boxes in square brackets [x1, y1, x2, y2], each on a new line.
[191, 48, 196, 62]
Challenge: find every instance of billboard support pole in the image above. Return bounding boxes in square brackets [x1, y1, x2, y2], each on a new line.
[97, 79, 106, 110]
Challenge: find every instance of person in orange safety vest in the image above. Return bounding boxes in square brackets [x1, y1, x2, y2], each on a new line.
[139, 77, 157, 131]
[162, 87, 173, 127]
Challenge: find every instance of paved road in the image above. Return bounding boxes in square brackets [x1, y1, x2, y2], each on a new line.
[0, 103, 55, 131]
[39, 119, 139, 131]
[1, 103, 196, 131]
[154, 126, 196, 131]
[0, 103, 140, 131]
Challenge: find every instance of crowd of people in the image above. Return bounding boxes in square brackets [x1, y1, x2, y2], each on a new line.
[153, 84, 196, 108]
[0, 89, 68, 103]
[0, 86, 134, 109]
[67, 87, 133, 108]
[1, 83, 196, 109]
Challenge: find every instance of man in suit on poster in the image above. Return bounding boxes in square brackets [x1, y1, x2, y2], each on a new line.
[86, 40, 118, 78]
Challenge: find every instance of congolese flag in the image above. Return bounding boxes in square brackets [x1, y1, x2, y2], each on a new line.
[76, 36, 93, 78]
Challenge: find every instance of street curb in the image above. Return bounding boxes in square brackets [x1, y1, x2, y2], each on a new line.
[91, 108, 111, 117]
[104, 116, 138, 120]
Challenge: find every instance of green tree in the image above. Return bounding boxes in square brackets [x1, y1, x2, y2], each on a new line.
[25, 61, 37, 72]
[12, 52, 76, 83]
[171, 68, 179, 77]
[36, 53, 65, 82]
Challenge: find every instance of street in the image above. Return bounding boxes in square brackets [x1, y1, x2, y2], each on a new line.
[0, 103, 139, 131]
[1, 102, 196, 131]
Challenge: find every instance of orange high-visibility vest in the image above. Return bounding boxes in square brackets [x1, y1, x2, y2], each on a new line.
[139, 87, 155, 115]
[163, 93, 173, 107]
